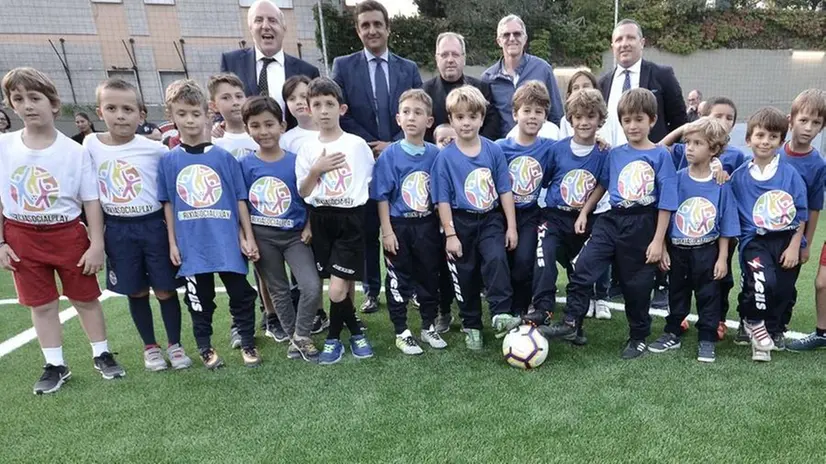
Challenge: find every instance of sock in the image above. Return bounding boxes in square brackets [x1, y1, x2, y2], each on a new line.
[328, 299, 345, 340]
[158, 296, 182, 346]
[340, 297, 363, 336]
[127, 295, 156, 346]
[91, 340, 109, 358]
[42, 347, 65, 366]
[817, 327, 826, 337]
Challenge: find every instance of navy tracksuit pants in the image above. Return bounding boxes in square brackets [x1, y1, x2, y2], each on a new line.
[384, 216, 442, 334]
[448, 209, 513, 330]
[362, 199, 382, 299]
[664, 242, 721, 342]
[563, 207, 658, 340]
[719, 238, 737, 321]
[509, 206, 541, 314]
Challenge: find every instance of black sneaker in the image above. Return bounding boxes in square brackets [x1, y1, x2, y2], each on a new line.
[562, 327, 588, 346]
[537, 320, 576, 339]
[265, 317, 289, 343]
[360, 296, 379, 314]
[734, 321, 751, 346]
[33, 364, 71, 395]
[311, 309, 330, 335]
[93, 352, 126, 380]
[650, 287, 669, 310]
[697, 340, 716, 363]
[522, 310, 553, 327]
[648, 333, 681, 353]
[772, 333, 786, 351]
[621, 339, 647, 359]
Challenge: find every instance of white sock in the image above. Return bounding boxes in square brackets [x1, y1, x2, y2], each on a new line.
[42, 347, 65, 366]
[90, 340, 109, 358]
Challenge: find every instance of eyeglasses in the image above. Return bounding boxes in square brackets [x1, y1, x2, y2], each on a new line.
[500, 31, 523, 40]
[437, 52, 463, 59]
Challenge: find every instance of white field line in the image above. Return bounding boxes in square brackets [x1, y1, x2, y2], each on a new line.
[0, 289, 808, 358]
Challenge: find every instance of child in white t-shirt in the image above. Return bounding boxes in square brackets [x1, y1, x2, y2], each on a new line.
[280, 75, 319, 154]
[208, 73, 259, 158]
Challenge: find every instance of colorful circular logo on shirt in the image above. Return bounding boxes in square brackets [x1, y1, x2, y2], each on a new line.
[317, 162, 353, 198]
[464, 168, 496, 210]
[175, 164, 223, 208]
[249, 176, 291, 217]
[560, 169, 597, 208]
[230, 147, 256, 160]
[617, 160, 655, 201]
[675, 197, 717, 238]
[753, 190, 796, 231]
[97, 160, 142, 204]
[401, 171, 431, 212]
[9, 165, 60, 212]
[508, 156, 543, 196]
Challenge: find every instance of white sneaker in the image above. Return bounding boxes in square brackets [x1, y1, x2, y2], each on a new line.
[745, 320, 775, 352]
[586, 300, 595, 318]
[395, 330, 424, 355]
[421, 325, 447, 349]
[752, 346, 771, 362]
[144, 346, 168, 371]
[166, 343, 193, 370]
[594, 300, 611, 320]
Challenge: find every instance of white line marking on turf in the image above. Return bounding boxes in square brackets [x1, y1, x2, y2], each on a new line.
[0, 290, 116, 359]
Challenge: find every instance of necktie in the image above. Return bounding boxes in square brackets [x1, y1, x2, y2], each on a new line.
[622, 69, 631, 93]
[258, 57, 276, 97]
[373, 57, 392, 141]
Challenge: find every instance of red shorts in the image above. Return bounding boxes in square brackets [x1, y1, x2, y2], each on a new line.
[4, 219, 101, 307]
[820, 242, 826, 266]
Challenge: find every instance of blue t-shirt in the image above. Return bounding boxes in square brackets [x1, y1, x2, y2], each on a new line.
[542, 137, 608, 211]
[371, 141, 439, 218]
[780, 144, 826, 211]
[669, 169, 740, 246]
[599, 144, 678, 211]
[431, 138, 512, 212]
[730, 158, 808, 247]
[495, 137, 555, 209]
[157, 145, 248, 277]
[672, 144, 746, 175]
[240, 151, 307, 231]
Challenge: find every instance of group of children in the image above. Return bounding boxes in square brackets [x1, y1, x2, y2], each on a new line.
[0, 62, 824, 395]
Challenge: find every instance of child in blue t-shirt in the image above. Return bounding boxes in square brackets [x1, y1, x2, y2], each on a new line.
[730, 107, 808, 362]
[431, 85, 517, 350]
[157, 79, 260, 369]
[648, 119, 740, 363]
[372, 89, 447, 355]
[542, 88, 678, 359]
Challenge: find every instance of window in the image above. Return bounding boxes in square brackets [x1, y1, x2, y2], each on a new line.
[239, 0, 293, 8]
[159, 71, 187, 101]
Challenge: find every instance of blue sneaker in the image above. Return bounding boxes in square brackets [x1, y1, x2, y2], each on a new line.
[318, 339, 345, 365]
[787, 332, 826, 352]
[350, 334, 374, 359]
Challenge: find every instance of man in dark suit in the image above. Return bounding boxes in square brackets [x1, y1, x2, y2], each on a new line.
[598, 19, 687, 144]
[220, 0, 319, 130]
[422, 32, 500, 142]
[331, 0, 422, 314]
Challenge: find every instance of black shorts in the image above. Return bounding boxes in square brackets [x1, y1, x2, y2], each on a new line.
[309, 205, 365, 281]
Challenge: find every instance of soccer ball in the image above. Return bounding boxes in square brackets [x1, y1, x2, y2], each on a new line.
[502, 324, 549, 369]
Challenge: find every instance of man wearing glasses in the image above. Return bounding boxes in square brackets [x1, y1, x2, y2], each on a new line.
[481, 15, 564, 135]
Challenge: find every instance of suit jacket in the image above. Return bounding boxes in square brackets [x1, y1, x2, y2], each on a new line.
[421, 75, 500, 143]
[331, 50, 422, 142]
[220, 48, 320, 130]
[598, 59, 687, 143]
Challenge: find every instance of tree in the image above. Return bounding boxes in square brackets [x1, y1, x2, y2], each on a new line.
[414, 0, 447, 17]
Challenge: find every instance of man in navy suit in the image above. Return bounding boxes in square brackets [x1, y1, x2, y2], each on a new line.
[220, 0, 319, 131]
[331, 0, 423, 314]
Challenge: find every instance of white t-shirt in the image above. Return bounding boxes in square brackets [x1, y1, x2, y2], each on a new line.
[295, 132, 374, 208]
[569, 139, 611, 214]
[84, 134, 166, 217]
[507, 121, 560, 141]
[280, 126, 318, 155]
[559, 116, 625, 148]
[0, 130, 97, 225]
[212, 131, 259, 159]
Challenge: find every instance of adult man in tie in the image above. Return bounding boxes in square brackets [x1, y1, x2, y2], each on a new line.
[331, 0, 422, 313]
[220, 0, 319, 130]
[422, 32, 500, 142]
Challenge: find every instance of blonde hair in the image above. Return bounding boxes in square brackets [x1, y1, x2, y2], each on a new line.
[446, 85, 486, 118]
[683, 118, 729, 157]
[565, 88, 607, 126]
[790, 88, 826, 122]
[164, 79, 208, 115]
[2, 67, 60, 111]
[398, 89, 433, 116]
[96, 78, 141, 107]
[206, 73, 245, 101]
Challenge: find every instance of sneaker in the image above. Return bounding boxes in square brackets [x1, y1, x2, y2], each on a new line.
[166, 343, 193, 370]
[586, 300, 595, 318]
[697, 340, 716, 363]
[787, 332, 826, 352]
[465, 328, 483, 351]
[522, 310, 553, 327]
[288, 338, 319, 362]
[33, 364, 71, 395]
[716, 321, 727, 341]
[318, 339, 345, 365]
[411, 294, 420, 308]
[435, 313, 452, 334]
[537, 320, 576, 339]
[771, 333, 786, 352]
[594, 300, 611, 320]
[734, 321, 751, 345]
[229, 327, 242, 349]
[492, 314, 522, 338]
[752, 346, 771, 362]
[93, 352, 126, 379]
[265, 318, 289, 343]
[651, 287, 669, 310]
[242, 347, 261, 367]
[395, 330, 424, 355]
[360, 296, 379, 314]
[562, 328, 588, 346]
[143, 346, 167, 372]
[421, 325, 448, 349]
[621, 339, 647, 359]
[648, 333, 681, 353]
[311, 310, 330, 335]
[199, 348, 224, 370]
[745, 321, 775, 352]
[350, 334, 375, 359]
